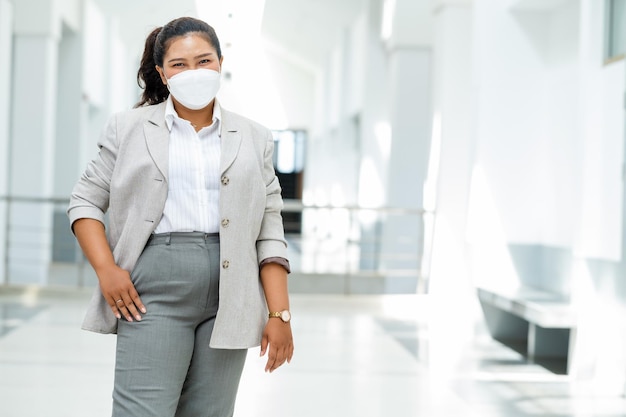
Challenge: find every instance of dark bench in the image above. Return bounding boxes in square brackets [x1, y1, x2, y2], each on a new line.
[476, 285, 577, 373]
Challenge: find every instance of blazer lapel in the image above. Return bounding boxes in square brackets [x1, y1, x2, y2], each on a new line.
[220, 109, 242, 174]
[144, 103, 170, 181]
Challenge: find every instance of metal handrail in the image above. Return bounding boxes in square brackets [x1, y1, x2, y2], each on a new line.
[0, 196, 433, 292]
[0, 195, 71, 204]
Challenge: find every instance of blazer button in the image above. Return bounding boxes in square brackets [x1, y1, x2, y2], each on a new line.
[221, 176, 230, 186]
[221, 218, 230, 228]
[222, 260, 230, 269]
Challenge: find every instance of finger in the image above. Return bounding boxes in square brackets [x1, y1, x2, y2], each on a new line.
[277, 348, 288, 369]
[265, 348, 278, 372]
[287, 344, 294, 363]
[268, 347, 287, 372]
[116, 301, 133, 322]
[109, 298, 122, 319]
[120, 296, 142, 322]
[129, 289, 146, 314]
[260, 335, 268, 357]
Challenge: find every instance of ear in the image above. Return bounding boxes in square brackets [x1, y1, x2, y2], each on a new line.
[219, 56, 224, 71]
[155, 66, 168, 85]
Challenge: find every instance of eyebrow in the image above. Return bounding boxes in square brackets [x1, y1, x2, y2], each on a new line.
[167, 53, 214, 63]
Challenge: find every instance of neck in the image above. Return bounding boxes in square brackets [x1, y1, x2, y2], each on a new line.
[173, 99, 215, 130]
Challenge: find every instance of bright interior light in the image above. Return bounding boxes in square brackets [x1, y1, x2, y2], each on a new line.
[195, 0, 288, 129]
[276, 131, 295, 173]
[381, 0, 396, 41]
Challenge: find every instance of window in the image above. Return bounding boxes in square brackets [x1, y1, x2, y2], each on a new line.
[272, 130, 306, 174]
[272, 130, 307, 233]
[606, 0, 626, 61]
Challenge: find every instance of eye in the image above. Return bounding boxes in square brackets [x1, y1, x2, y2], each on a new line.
[199, 59, 211, 65]
[172, 63, 184, 67]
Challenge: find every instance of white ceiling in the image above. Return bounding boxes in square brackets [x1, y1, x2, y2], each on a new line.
[93, 0, 199, 55]
[261, 0, 366, 72]
[92, 0, 365, 73]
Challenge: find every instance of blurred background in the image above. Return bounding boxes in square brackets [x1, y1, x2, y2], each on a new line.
[1, 0, 626, 416]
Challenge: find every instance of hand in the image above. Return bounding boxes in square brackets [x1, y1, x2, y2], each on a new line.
[96, 264, 146, 322]
[260, 319, 294, 373]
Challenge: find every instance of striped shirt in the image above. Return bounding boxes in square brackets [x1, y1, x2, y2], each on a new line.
[154, 97, 222, 234]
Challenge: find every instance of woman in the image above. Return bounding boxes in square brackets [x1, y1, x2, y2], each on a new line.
[68, 16, 293, 417]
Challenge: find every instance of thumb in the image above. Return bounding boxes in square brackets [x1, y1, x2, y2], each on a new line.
[260, 334, 268, 357]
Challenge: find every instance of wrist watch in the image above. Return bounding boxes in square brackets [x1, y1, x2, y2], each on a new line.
[268, 309, 291, 323]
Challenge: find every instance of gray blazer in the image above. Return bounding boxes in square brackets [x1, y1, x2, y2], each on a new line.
[67, 101, 288, 349]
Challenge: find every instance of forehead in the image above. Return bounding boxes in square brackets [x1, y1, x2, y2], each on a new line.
[164, 34, 216, 57]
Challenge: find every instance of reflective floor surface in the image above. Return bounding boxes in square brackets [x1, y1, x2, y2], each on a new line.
[1, 286, 625, 417]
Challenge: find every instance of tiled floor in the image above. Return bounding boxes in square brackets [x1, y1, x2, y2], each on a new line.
[1, 286, 626, 417]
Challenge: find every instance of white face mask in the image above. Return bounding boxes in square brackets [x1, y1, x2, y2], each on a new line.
[166, 68, 221, 110]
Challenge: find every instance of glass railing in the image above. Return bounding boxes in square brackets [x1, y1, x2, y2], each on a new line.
[0, 197, 433, 294]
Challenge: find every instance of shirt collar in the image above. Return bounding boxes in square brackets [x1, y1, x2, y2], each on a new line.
[164, 96, 222, 134]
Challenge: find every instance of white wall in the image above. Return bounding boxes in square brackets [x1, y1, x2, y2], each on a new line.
[304, 7, 374, 208]
[80, 1, 135, 169]
[263, 50, 315, 130]
[9, 0, 60, 283]
[82, 0, 109, 109]
[469, 0, 624, 258]
[0, 0, 12, 197]
[0, 0, 13, 284]
[470, 1, 564, 246]
[57, 0, 82, 32]
[541, 1, 582, 246]
[54, 22, 83, 198]
[427, 3, 474, 297]
[468, 0, 624, 263]
[356, 0, 390, 210]
[1, 0, 138, 284]
[468, 0, 553, 291]
[459, 0, 626, 391]
[576, 0, 625, 260]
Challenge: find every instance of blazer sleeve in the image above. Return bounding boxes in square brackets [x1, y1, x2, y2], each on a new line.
[67, 114, 118, 231]
[255, 128, 289, 264]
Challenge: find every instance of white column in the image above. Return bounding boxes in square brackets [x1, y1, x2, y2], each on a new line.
[426, 0, 478, 376]
[379, 46, 432, 292]
[50, 14, 86, 285]
[8, 0, 60, 284]
[377, 0, 434, 292]
[354, 0, 391, 276]
[427, 2, 474, 297]
[0, 0, 13, 284]
[357, 0, 389, 211]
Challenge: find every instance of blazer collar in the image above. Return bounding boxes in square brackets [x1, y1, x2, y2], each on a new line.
[143, 100, 243, 179]
[219, 107, 242, 175]
[144, 102, 169, 181]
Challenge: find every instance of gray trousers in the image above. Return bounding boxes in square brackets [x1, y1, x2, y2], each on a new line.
[112, 233, 247, 417]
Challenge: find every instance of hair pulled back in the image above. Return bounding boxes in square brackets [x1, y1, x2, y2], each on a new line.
[135, 17, 222, 107]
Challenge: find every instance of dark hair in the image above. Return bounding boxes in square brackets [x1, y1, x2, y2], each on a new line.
[135, 17, 222, 107]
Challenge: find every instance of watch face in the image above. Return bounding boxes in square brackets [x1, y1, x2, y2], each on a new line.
[281, 310, 291, 322]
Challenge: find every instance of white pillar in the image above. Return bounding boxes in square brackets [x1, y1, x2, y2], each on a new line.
[426, 0, 478, 375]
[380, 46, 432, 292]
[8, 0, 60, 284]
[0, 0, 13, 284]
[427, 1, 474, 298]
[357, 0, 389, 210]
[355, 0, 391, 275]
[378, 0, 434, 292]
[51, 13, 86, 283]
